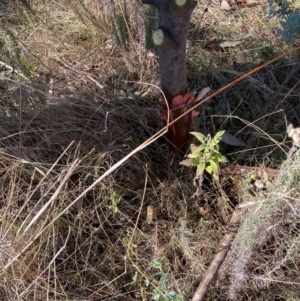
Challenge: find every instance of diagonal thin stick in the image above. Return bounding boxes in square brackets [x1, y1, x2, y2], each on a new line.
[192, 210, 241, 301]
[23, 158, 81, 233]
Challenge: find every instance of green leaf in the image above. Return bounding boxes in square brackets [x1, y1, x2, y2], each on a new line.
[209, 159, 219, 174]
[219, 155, 228, 163]
[206, 165, 213, 174]
[190, 144, 197, 153]
[182, 129, 229, 178]
[204, 149, 213, 160]
[196, 144, 206, 152]
[215, 152, 228, 163]
[196, 162, 206, 176]
[166, 291, 176, 297]
[187, 152, 200, 159]
[210, 139, 219, 147]
[152, 257, 165, 270]
[213, 150, 221, 156]
[204, 146, 212, 153]
[214, 130, 225, 139]
[191, 144, 206, 153]
[190, 132, 206, 143]
[180, 159, 195, 166]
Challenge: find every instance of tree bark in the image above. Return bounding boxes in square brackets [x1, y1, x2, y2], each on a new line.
[142, 0, 197, 152]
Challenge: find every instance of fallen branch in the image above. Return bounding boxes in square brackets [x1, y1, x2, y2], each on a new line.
[192, 210, 241, 301]
[0, 60, 29, 80]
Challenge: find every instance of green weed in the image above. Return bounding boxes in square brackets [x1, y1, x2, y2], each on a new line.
[180, 131, 228, 180]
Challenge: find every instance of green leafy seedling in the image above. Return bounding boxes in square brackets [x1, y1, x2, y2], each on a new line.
[110, 191, 121, 213]
[151, 257, 184, 301]
[180, 131, 228, 180]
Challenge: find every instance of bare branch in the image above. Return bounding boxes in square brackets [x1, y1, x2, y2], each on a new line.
[0, 60, 29, 80]
[192, 211, 241, 301]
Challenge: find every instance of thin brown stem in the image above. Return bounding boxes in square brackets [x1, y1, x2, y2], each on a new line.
[192, 211, 241, 301]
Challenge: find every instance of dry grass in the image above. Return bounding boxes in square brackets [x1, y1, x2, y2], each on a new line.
[0, 0, 300, 300]
[219, 153, 300, 300]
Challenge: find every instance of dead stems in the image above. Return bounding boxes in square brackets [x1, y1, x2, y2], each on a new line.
[192, 211, 241, 301]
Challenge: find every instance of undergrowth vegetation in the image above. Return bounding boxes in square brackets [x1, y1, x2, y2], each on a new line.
[0, 0, 300, 300]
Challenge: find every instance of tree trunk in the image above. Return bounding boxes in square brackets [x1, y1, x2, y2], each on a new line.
[142, 0, 197, 153]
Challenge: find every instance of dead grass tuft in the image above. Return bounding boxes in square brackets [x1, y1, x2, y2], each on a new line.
[219, 152, 300, 300]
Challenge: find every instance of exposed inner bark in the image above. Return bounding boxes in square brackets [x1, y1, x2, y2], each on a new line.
[142, 0, 197, 153]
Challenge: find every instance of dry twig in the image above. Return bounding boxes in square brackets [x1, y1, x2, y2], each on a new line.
[192, 211, 241, 301]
